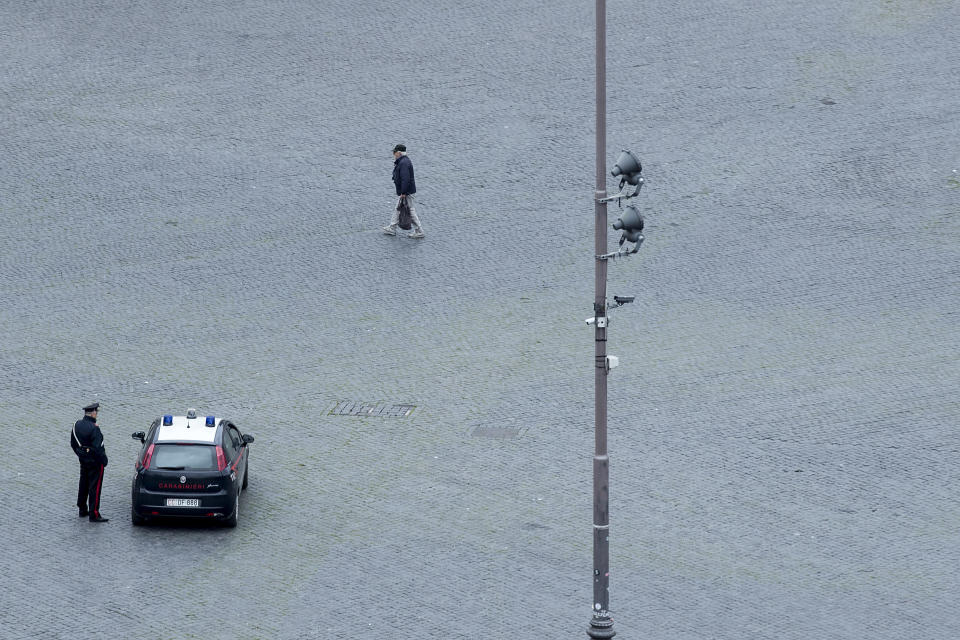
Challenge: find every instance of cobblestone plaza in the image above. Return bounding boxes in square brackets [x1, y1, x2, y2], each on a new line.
[1, 1, 958, 638]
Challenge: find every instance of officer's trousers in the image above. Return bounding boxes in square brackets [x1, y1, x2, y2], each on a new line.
[77, 463, 104, 518]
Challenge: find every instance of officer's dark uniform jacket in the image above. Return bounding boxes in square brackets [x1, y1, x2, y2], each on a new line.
[71, 415, 108, 467]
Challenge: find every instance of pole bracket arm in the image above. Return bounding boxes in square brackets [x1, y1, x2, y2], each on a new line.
[597, 250, 632, 261]
[597, 192, 629, 204]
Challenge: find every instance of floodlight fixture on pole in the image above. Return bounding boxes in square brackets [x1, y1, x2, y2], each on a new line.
[612, 205, 645, 254]
[606, 149, 645, 201]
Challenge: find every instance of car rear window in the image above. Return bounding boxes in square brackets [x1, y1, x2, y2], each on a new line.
[151, 444, 217, 470]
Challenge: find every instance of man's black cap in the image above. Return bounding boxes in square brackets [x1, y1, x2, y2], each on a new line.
[392, 144, 406, 153]
[83, 402, 100, 412]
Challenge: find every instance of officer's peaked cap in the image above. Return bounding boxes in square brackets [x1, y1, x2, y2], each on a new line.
[83, 402, 100, 411]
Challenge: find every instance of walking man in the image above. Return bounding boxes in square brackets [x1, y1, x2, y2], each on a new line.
[71, 401, 109, 522]
[383, 143, 425, 238]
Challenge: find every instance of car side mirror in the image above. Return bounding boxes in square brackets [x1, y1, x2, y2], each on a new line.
[132, 431, 146, 443]
[242, 434, 255, 444]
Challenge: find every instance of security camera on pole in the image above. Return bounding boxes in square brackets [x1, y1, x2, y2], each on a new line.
[587, 0, 652, 637]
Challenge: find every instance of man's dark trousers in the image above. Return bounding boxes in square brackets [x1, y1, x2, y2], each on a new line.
[77, 463, 104, 518]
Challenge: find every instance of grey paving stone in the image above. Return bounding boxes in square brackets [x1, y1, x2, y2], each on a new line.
[1, 1, 958, 639]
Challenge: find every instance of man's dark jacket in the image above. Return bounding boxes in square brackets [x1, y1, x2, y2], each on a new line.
[71, 415, 108, 466]
[392, 154, 416, 196]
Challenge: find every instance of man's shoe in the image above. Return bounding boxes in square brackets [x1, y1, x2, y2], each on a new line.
[382, 225, 397, 236]
[89, 515, 109, 523]
[78, 509, 89, 517]
[408, 230, 425, 239]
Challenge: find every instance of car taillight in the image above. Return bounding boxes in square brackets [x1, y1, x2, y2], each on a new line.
[216, 446, 226, 471]
[138, 443, 155, 471]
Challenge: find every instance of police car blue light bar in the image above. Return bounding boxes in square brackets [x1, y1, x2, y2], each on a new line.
[206, 415, 215, 426]
[162, 414, 173, 426]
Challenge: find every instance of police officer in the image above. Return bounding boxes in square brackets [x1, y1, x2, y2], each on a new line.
[71, 402, 109, 522]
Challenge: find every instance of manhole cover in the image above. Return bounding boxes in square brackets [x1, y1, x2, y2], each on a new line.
[471, 426, 522, 439]
[329, 401, 415, 417]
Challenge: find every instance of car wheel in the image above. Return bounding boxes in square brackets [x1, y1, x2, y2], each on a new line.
[224, 492, 239, 528]
[131, 505, 146, 527]
[242, 458, 249, 490]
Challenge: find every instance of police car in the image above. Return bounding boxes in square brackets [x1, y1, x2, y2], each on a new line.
[130, 409, 254, 527]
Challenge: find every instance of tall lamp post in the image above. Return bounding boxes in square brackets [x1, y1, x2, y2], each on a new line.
[588, 0, 614, 636]
[587, 0, 647, 636]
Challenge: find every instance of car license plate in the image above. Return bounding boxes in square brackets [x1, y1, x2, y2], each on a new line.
[166, 498, 200, 507]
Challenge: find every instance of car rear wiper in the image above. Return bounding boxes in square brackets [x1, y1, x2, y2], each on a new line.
[157, 466, 185, 470]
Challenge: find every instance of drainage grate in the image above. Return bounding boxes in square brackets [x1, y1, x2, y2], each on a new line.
[329, 401, 415, 418]
[471, 426, 522, 439]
